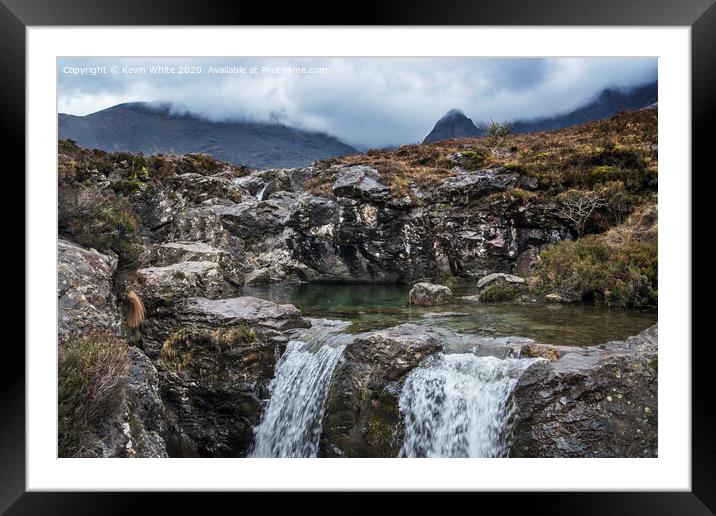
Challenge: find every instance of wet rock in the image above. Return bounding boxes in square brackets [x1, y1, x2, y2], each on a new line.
[520, 343, 560, 361]
[156, 324, 282, 457]
[58, 239, 123, 344]
[321, 324, 443, 457]
[511, 324, 658, 458]
[545, 293, 565, 303]
[408, 282, 454, 306]
[476, 273, 527, 301]
[135, 261, 238, 310]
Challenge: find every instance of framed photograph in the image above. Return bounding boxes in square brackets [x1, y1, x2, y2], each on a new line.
[5, 0, 712, 511]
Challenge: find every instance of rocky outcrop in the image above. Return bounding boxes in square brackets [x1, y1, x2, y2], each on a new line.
[135, 261, 238, 310]
[141, 296, 310, 457]
[320, 324, 442, 457]
[141, 241, 244, 286]
[408, 282, 454, 306]
[511, 324, 658, 458]
[58, 238, 123, 344]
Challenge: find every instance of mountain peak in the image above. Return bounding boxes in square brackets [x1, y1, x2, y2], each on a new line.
[441, 108, 467, 120]
[423, 109, 482, 143]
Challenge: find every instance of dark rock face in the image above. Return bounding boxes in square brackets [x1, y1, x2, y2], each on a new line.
[156, 328, 280, 457]
[320, 324, 442, 457]
[140, 296, 311, 457]
[276, 164, 570, 284]
[511, 324, 658, 458]
[57, 239, 123, 344]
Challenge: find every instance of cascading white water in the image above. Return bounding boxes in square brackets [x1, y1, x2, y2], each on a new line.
[250, 320, 351, 458]
[255, 183, 268, 201]
[399, 353, 534, 458]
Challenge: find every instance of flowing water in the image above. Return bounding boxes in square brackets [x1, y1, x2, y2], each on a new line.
[250, 320, 353, 458]
[399, 354, 535, 457]
[245, 282, 656, 457]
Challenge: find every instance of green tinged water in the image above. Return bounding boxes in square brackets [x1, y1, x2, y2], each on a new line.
[242, 282, 657, 347]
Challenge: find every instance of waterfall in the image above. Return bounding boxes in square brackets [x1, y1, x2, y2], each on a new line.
[399, 353, 534, 458]
[255, 183, 268, 201]
[250, 320, 351, 458]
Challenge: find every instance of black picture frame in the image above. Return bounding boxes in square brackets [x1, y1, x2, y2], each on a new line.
[3, 0, 711, 512]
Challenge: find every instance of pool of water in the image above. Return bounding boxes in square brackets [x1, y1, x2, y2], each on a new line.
[241, 282, 657, 347]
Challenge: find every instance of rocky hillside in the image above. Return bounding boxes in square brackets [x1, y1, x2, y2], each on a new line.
[56, 106, 658, 457]
[59, 102, 359, 169]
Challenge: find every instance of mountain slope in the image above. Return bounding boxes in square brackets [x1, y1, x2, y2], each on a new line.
[511, 82, 657, 134]
[423, 109, 483, 143]
[423, 82, 657, 143]
[58, 102, 358, 169]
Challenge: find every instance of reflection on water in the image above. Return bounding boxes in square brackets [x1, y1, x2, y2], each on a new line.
[241, 282, 657, 347]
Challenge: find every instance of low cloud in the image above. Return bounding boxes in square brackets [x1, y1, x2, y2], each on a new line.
[58, 57, 657, 148]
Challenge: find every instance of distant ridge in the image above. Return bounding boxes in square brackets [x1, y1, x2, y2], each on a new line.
[58, 102, 358, 170]
[422, 81, 657, 143]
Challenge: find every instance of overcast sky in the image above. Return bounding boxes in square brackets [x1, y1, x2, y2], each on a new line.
[58, 57, 657, 149]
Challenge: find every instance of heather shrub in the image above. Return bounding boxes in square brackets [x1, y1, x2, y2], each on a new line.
[58, 335, 131, 457]
[533, 237, 657, 308]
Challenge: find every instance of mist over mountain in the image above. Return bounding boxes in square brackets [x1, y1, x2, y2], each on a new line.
[58, 102, 358, 169]
[422, 82, 657, 143]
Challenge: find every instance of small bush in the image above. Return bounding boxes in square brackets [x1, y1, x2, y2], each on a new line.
[58, 335, 131, 457]
[480, 120, 513, 148]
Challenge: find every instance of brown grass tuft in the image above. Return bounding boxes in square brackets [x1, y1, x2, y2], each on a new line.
[123, 289, 146, 329]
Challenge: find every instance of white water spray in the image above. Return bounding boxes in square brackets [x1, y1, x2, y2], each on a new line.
[399, 353, 534, 458]
[250, 320, 351, 458]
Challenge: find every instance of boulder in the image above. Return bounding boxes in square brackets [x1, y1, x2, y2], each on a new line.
[408, 282, 454, 306]
[511, 324, 658, 458]
[476, 272, 527, 302]
[58, 239, 123, 344]
[320, 324, 442, 457]
[545, 293, 565, 303]
[332, 166, 390, 202]
[135, 261, 237, 310]
[141, 241, 244, 286]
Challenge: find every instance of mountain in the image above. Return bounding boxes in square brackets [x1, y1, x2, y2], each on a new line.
[511, 82, 658, 134]
[58, 102, 358, 169]
[423, 109, 484, 143]
[422, 81, 657, 143]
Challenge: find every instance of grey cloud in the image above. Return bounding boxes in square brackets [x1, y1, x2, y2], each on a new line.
[58, 57, 657, 149]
